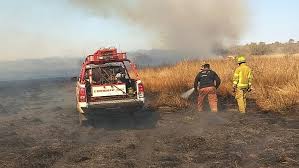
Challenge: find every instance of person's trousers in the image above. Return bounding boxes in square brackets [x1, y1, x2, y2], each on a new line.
[235, 88, 248, 113]
[197, 86, 218, 112]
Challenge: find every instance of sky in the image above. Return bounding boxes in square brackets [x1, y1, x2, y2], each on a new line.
[242, 0, 299, 44]
[0, 0, 298, 61]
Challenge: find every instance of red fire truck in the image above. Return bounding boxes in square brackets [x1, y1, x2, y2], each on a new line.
[76, 48, 145, 125]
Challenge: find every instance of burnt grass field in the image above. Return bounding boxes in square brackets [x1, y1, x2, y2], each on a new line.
[0, 78, 298, 168]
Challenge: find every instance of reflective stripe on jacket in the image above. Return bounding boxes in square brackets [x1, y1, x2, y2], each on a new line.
[233, 64, 253, 89]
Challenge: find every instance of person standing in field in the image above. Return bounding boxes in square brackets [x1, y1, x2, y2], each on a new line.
[232, 56, 253, 113]
[194, 64, 221, 112]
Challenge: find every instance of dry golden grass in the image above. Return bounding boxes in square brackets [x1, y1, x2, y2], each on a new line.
[139, 56, 299, 112]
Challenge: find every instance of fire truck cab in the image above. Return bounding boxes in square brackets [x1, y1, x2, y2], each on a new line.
[76, 48, 145, 125]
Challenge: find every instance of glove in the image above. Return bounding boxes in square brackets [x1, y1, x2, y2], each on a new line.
[247, 85, 252, 92]
[194, 87, 198, 93]
[232, 85, 237, 93]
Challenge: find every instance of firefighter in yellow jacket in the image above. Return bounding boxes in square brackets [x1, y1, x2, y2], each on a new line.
[233, 56, 253, 113]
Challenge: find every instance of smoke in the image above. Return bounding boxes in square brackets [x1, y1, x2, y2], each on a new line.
[72, 0, 248, 57]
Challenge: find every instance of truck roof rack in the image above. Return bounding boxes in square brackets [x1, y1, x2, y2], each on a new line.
[85, 48, 128, 64]
[79, 48, 140, 83]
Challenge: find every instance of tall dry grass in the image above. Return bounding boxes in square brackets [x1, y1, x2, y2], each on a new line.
[139, 56, 299, 112]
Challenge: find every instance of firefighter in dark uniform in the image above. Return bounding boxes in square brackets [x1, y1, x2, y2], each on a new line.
[194, 64, 221, 112]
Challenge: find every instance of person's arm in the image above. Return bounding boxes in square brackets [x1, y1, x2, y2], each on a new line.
[232, 68, 240, 92]
[194, 73, 200, 91]
[214, 71, 221, 89]
[233, 68, 240, 86]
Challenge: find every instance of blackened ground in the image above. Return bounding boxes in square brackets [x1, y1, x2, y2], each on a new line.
[0, 78, 298, 168]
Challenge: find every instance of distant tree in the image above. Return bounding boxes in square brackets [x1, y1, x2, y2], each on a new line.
[227, 45, 250, 56]
[259, 42, 266, 45]
[227, 40, 298, 56]
[284, 43, 297, 56]
[248, 42, 271, 55]
[288, 38, 295, 43]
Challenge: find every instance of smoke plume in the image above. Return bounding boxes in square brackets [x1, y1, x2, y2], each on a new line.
[72, 0, 248, 57]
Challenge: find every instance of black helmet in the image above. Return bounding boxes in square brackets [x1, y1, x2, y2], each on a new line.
[201, 64, 210, 69]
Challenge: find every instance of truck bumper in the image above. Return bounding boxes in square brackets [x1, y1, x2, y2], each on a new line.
[88, 100, 144, 108]
[85, 99, 144, 109]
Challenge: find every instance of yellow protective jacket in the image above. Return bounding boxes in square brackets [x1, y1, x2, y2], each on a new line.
[233, 63, 253, 89]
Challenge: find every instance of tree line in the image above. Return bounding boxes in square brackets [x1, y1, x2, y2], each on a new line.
[217, 39, 299, 56]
